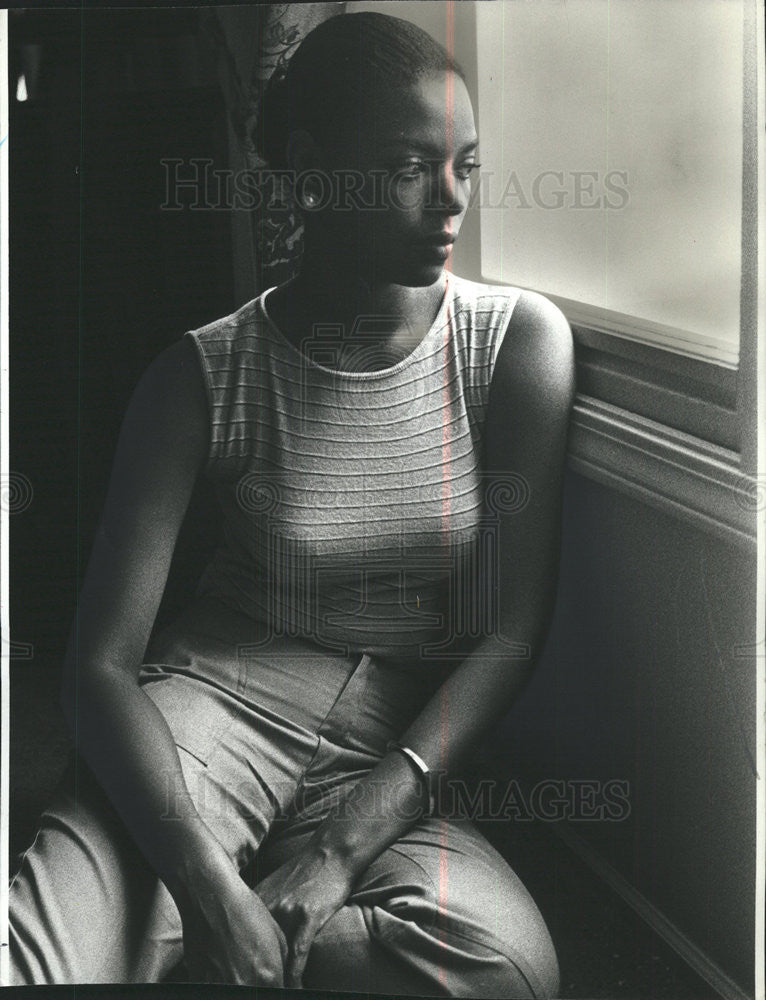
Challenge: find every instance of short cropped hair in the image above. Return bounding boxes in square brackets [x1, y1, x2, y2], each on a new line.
[253, 11, 466, 171]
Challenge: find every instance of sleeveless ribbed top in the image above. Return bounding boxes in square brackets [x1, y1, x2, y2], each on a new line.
[183, 272, 522, 670]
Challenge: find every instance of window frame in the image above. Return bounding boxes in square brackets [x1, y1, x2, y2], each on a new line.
[467, 0, 760, 547]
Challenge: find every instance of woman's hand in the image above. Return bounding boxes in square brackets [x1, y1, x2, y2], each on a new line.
[174, 842, 288, 986]
[252, 751, 428, 988]
[255, 842, 356, 988]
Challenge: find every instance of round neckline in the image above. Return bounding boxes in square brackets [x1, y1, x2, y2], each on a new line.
[257, 274, 453, 380]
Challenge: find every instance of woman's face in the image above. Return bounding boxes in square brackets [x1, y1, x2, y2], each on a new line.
[305, 69, 479, 286]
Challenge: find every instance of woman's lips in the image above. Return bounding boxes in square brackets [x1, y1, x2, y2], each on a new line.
[416, 236, 455, 260]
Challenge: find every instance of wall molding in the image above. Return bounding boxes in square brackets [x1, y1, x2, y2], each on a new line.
[572, 324, 739, 450]
[566, 395, 757, 549]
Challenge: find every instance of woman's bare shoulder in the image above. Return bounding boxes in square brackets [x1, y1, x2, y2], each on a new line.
[127, 336, 210, 455]
[137, 335, 207, 405]
[480, 291, 575, 515]
[507, 289, 572, 352]
[95, 336, 211, 550]
[496, 289, 574, 399]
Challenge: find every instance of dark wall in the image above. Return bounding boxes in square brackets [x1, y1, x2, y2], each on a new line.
[10, 9, 234, 668]
[9, 9, 235, 853]
[486, 468, 757, 996]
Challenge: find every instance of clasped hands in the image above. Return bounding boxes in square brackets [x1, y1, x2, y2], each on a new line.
[179, 835, 355, 988]
[256, 840, 356, 987]
[178, 747, 426, 986]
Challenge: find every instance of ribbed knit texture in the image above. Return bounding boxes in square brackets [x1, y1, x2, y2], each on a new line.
[184, 272, 522, 670]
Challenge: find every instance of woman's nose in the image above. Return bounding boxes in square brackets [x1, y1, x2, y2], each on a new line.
[430, 166, 466, 216]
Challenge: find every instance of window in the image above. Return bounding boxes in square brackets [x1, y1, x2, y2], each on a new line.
[352, 0, 758, 475]
[475, 0, 744, 370]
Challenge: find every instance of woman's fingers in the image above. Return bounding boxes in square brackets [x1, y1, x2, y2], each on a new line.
[254, 851, 355, 986]
[267, 896, 327, 987]
[285, 916, 320, 988]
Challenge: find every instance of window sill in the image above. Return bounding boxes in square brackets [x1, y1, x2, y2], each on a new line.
[545, 293, 739, 369]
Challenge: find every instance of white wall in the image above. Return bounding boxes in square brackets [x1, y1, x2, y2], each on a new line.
[350, 0, 744, 364]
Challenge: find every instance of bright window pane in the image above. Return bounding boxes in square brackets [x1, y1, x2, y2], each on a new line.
[476, 0, 743, 366]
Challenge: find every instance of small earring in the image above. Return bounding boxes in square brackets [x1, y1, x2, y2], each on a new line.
[302, 190, 318, 209]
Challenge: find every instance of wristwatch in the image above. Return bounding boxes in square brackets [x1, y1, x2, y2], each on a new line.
[386, 741, 441, 816]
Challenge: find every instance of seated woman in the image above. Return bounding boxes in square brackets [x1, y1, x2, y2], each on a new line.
[7, 12, 575, 997]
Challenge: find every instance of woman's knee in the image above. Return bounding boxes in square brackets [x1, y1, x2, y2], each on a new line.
[375, 822, 559, 998]
[7, 763, 174, 985]
[434, 846, 560, 998]
[306, 890, 558, 999]
[494, 929, 560, 999]
[308, 834, 559, 998]
[375, 885, 559, 999]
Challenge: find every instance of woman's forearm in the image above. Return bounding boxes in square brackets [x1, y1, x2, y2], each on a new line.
[60, 663, 233, 911]
[310, 632, 536, 880]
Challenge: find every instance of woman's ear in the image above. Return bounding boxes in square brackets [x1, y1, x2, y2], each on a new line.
[286, 128, 324, 176]
[287, 129, 329, 212]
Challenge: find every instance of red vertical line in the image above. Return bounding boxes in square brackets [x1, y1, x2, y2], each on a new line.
[438, 2, 456, 987]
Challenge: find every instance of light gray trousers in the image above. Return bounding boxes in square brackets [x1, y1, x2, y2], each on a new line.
[8, 595, 559, 997]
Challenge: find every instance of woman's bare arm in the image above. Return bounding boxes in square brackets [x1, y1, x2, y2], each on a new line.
[58, 336, 286, 982]
[321, 290, 575, 846]
[59, 337, 221, 895]
[255, 290, 576, 985]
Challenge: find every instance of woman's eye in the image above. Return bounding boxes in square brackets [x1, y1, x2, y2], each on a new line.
[455, 162, 481, 181]
[391, 160, 481, 182]
[394, 161, 429, 179]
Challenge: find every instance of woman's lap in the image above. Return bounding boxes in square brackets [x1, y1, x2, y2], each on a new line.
[256, 783, 560, 998]
[8, 596, 559, 996]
